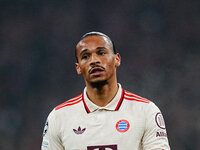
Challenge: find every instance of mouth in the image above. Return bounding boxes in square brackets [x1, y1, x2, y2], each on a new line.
[89, 66, 105, 76]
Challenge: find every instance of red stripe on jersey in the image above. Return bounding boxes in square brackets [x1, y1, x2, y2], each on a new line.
[124, 91, 150, 103]
[55, 95, 82, 110]
[115, 89, 124, 111]
[125, 91, 146, 100]
[56, 94, 82, 108]
[124, 96, 149, 103]
[64, 94, 82, 103]
[55, 98, 82, 110]
[82, 94, 91, 113]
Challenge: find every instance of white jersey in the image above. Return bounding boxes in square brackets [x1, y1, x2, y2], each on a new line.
[41, 84, 170, 150]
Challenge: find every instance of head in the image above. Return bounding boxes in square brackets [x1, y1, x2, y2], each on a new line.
[75, 32, 117, 62]
[75, 31, 121, 86]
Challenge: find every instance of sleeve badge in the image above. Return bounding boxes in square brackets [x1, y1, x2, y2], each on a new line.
[43, 120, 49, 137]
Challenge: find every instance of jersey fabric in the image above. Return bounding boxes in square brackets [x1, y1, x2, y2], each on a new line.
[41, 84, 170, 150]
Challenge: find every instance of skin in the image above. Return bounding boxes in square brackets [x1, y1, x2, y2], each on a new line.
[75, 35, 121, 107]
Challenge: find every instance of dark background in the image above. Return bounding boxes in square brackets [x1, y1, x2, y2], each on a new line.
[0, 0, 200, 150]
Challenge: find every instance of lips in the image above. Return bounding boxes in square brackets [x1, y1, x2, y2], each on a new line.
[89, 66, 105, 75]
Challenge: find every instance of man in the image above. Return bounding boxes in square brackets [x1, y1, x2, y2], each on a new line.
[41, 32, 170, 150]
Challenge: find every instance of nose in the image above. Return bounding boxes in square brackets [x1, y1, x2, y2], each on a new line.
[90, 54, 100, 66]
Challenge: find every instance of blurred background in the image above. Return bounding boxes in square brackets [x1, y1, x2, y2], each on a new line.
[0, 0, 200, 149]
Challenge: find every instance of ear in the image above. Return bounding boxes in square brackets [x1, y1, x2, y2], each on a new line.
[75, 63, 82, 75]
[115, 53, 121, 67]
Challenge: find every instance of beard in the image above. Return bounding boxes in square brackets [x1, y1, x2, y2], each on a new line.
[90, 80, 108, 89]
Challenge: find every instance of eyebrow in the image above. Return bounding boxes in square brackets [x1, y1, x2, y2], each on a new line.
[96, 47, 107, 50]
[80, 47, 108, 56]
[80, 49, 88, 56]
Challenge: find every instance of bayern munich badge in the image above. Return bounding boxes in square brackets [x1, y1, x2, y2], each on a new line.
[116, 120, 130, 132]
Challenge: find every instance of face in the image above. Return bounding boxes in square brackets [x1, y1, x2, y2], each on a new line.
[75, 35, 121, 85]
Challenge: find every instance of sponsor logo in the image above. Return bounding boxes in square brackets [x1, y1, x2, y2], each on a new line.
[156, 131, 167, 137]
[73, 126, 86, 135]
[87, 145, 117, 150]
[116, 120, 130, 133]
[43, 120, 48, 137]
[42, 140, 49, 148]
[155, 112, 166, 129]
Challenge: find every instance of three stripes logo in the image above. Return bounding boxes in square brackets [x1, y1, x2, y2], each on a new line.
[73, 126, 86, 135]
[116, 120, 130, 133]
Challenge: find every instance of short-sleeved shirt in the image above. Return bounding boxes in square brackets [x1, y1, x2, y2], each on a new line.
[42, 84, 170, 150]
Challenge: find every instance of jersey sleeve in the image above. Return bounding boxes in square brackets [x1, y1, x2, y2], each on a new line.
[41, 109, 64, 150]
[142, 102, 170, 150]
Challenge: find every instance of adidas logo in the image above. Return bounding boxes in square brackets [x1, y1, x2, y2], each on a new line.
[73, 126, 86, 135]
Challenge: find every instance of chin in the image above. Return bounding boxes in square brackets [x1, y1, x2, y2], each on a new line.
[90, 80, 108, 88]
[90, 76, 106, 82]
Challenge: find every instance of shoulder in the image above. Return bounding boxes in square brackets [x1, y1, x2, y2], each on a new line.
[123, 90, 160, 110]
[123, 90, 162, 117]
[55, 94, 82, 111]
[124, 90, 150, 104]
[46, 94, 83, 126]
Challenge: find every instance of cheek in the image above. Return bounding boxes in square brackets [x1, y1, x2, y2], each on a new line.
[105, 57, 116, 70]
[79, 63, 89, 74]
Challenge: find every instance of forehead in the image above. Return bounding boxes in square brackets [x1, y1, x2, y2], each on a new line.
[76, 36, 113, 53]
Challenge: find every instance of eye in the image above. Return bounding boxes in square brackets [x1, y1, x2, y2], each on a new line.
[82, 54, 89, 60]
[98, 51, 106, 56]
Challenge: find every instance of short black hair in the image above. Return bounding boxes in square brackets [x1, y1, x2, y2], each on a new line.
[75, 31, 116, 62]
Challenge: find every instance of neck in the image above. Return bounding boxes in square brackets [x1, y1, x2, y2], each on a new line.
[86, 80, 119, 107]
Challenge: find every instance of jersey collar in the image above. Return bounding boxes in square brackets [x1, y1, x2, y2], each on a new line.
[82, 83, 124, 113]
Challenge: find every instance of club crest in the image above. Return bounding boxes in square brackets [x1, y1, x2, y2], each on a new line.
[116, 120, 130, 133]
